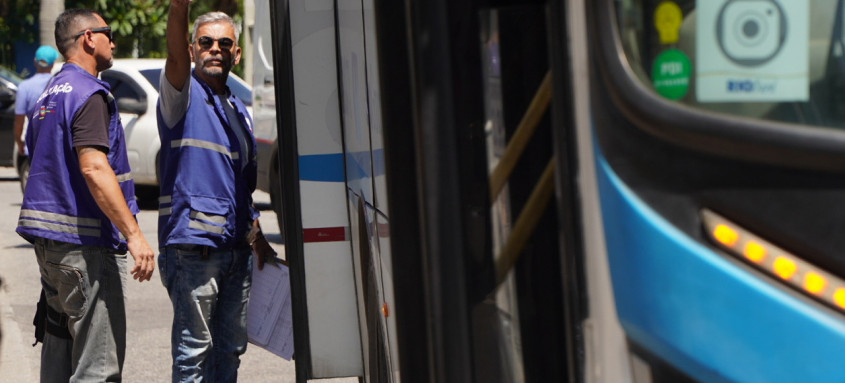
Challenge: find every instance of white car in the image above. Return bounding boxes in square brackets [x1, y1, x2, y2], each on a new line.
[16, 59, 253, 202]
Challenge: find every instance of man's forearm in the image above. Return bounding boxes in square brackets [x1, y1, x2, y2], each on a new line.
[78, 148, 143, 240]
[164, 0, 192, 91]
[14, 115, 25, 153]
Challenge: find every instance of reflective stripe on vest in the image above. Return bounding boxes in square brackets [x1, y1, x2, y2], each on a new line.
[170, 138, 240, 160]
[159, 195, 172, 216]
[20, 209, 101, 227]
[189, 210, 226, 225]
[115, 172, 133, 183]
[189, 220, 226, 234]
[18, 209, 101, 238]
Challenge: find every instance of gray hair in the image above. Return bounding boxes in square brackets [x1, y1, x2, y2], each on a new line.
[191, 12, 239, 44]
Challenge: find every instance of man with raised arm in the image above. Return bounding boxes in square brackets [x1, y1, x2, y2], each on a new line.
[16, 8, 155, 382]
[157, 0, 275, 380]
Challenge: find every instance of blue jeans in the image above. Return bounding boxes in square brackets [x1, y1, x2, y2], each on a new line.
[159, 244, 252, 383]
[34, 238, 128, 383]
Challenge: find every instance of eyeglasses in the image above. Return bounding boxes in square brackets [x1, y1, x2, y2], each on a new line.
[196, 36, 235, 50]
[73, 26, 113, 42]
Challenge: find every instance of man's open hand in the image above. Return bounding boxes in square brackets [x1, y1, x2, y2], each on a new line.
[127, 236, 155, 282]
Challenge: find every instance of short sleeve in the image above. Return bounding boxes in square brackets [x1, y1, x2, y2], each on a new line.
[70, 94, 110, 150]
[158, 68, 190, 128]
[14, 84, 31, 115]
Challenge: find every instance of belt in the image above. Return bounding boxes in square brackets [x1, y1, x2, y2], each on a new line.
[171, 243, 250, 260]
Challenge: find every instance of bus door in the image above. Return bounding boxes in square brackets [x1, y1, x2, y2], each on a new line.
[270, 0, 588, 381]
[369, 0, 586, 381]
[336, 0, 396, 381]
[266, 0, 365, 380]
[265, 0, 406, 381]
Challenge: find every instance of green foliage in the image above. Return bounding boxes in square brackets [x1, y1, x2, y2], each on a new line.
[68, 0, 245, 75]
[67, 0, 171, 57]
[0, 1, 246, 75]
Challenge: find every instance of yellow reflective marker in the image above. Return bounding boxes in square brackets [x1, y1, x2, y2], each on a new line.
[713, 224, 739, 247]
[773, 257, 797, 280]
[803, 272, 827, 295]
[743, 241, 766, 264]
[655, 1, 683, 44]
[833, 289, 845, 309]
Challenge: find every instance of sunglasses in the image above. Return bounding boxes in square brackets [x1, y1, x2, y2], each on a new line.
[73, 26, 113, 42]
[196, 36, 235, 50]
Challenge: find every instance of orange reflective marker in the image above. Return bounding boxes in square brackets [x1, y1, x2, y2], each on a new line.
[743, 241, 766, 264]
[833, 289, 845, 309]
[713, 224, 739, 247]
[382, 303, 389, 318]
[773, 257, 797, 280]
[803, 272, 827, 295]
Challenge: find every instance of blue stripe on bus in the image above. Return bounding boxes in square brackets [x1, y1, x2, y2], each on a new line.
[299, 154, 344, 182]
[299, 150, 385, 183]
[595, 150, 845, 383]
[372, 149, 384, 178]
[346, 151, 371, 181]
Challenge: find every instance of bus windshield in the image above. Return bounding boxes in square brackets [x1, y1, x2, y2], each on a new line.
[615, 0, 845, 129]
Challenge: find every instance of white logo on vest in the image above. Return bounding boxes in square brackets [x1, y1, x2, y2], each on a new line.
[37, 82, 74, 103]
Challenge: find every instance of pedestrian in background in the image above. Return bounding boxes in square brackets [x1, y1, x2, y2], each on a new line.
[14, 45, 58, 157]
[16, 8, 155, 381]
[157, 0, 275, 380]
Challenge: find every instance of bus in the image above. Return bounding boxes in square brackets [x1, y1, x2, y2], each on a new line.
[254, 0, 845, 381]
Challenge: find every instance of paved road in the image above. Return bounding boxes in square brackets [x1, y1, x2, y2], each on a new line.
[0, 167, 353, 382]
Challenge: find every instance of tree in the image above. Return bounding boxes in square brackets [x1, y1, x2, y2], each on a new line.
[0, 0, 245, 71]
[67, 0, 243, 68]
[39, 0, 63, 53]
[67, 0, 169, 58]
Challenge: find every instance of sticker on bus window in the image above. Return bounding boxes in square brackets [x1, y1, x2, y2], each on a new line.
[652, 49, 691, 100]
[655, 1, 683, 44]
[695, 0, 808, 102]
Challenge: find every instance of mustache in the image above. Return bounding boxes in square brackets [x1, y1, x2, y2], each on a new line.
[202, 56, 226, 65]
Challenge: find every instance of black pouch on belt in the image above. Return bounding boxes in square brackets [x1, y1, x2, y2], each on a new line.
[32, 289, 72, 346]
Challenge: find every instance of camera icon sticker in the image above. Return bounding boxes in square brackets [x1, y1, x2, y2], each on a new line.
[696, 0, 808, 102]
[717, 0, 786, 66]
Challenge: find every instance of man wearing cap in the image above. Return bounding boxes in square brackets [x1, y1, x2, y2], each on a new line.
[14, 45, 58, 157]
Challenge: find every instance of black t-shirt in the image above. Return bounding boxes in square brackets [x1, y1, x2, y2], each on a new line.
[71, 93, 110, 151]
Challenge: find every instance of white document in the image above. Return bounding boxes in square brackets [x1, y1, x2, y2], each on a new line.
[247, 254, 294, 360]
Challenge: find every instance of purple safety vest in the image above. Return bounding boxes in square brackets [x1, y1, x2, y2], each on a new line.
[156, 71, 258, 249]
[17, 63, 137, 251]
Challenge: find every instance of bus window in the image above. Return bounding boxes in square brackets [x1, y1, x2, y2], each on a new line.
[616, 0, 845, 128]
